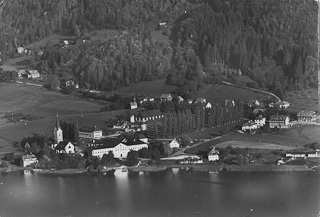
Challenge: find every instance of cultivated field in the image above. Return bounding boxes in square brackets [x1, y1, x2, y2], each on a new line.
[284, 88, 318, 113]
[195, 84, 272, 103]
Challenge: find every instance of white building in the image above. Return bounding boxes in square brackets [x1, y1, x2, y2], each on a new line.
[28, 70, 40, 79]
[254, 115, 266, 127]
[54, 116, 63, 144]
[21, 154, 38, 167]
[241, 121, 258, 131]
[54, 141, 75, 154]
[208, 148, 219, 161]
[269, 115, 290, 129]
[168, 138, 180, 149]
[92, 139, 148, 159]
[79, 126, 103, 139]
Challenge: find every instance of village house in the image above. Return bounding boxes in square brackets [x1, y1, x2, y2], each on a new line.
[297, 110, 317, 122]
[269, 115, 290, 129]
[208, 147, 220, 162]
[79, 126, 103, 139]
[248, 99, 260, 108]
[28, 70, 40, 79]
[54, 141, 75, 154]
[205, 102, 212, 109]
[195, 98, 206, 104]
[241, 121, 258, 131]
[254, 115, 266, 127]
[187, 99, 193, 104]
[92, 139, 148, 158]
[21, 154, 38, 167]
[17, 69, 27, 78]
[130, 102, 138, 109]
[177, 96, 184, 103]
[134, 110, 163, 123]
[160, 94, 172, 101]
[17, 47, 24, 54]
[168, 138, 180, 149]
[275, 101, 290, 109]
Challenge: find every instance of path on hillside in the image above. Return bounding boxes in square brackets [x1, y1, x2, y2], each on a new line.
[222, 81, 281, 102]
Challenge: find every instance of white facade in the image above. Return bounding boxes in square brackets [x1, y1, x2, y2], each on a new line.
[241, 121, 258, 131]
[254, 117, 266, 127]
[79, 130, 102, 139]
[21, 154, 38, 167]
[54, 127, 63, 144]
[92, 142, 148, 159]
[169, 139, 180, 149]
[54, 141, 75, 154]
[208, 148, 220, 161]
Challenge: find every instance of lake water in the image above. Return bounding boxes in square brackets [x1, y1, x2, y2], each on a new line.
[0, 169, 319, 217]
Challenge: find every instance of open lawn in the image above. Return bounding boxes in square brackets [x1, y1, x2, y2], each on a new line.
[215, 140, 297, 150]
[284, 88, 318, 113]
[195, 84, 271, 103]
[114, 79, 177, 97]
[151, 29, 172, 44]
[0, 83, 105, 115]
[0, 110, 127, 142]
[89, 29, 119, 43]
[275, 125, 320, 143]
[186, 128, 315, 154]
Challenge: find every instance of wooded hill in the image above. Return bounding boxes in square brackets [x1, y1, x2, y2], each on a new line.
[0, 0, 317, 97]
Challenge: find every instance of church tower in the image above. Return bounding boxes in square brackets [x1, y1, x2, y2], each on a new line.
[54, 114, 63, 144]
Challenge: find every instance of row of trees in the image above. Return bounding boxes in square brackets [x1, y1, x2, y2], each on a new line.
[148, 100, 244, 138]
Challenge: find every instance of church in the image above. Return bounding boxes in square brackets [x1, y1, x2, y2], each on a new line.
[52, 115, 75, 154]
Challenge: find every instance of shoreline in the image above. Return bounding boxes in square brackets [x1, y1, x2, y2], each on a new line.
[0, 163, 315, 175]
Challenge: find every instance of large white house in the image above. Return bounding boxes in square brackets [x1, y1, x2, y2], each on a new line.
[92, 139, 148, 158]
[208, 148, 219, 161]
[54, 141, 75, 154]
[79, 126, 103, 139]
[21, 154, 38, 167]
[168, 138, 180, 149]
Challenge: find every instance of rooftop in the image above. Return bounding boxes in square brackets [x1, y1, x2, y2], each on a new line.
[297, 110, 316, 117]
[79, 125, 101, 132]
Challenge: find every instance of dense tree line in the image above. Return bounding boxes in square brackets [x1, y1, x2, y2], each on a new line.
[59, 120, 79, 143]
[172, 0, 318, 94]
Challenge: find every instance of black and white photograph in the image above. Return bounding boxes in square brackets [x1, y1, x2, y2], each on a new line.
[0, 0, 319, 216]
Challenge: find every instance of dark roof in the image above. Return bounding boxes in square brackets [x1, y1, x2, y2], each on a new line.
[79, 125, 101, 132]
[269, 115, 289, 121]
[297, 110, 316, 117]
[122, 139, 147, 146]
[55, 141, 72, 151]
[138, 110, 162, 118]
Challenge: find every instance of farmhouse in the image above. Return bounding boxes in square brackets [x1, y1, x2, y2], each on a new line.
[275, 101, 290, 109]
[130, 102, 138, 109]
[195, 98, 206, 104]
[254, 115, 266, 127]
[205, 102, 212, 108]
[17, 47, 24, 54]
[79, 126, 103, 139]
[269, 115, 290, 129]
[208, 147, 219, 162]
[21, 154, 38, 167]
[54, 141, 75, 154]
[134, 110, 163, 123]
[177, 96, 184, 103]
[92, 139, 148, 158]
[242, 121, 258, 131]
[28, 70, 40, 79]
[168, 138, 180, 149]
[297, 110, 317, 122]
[160, 94, 172, 101]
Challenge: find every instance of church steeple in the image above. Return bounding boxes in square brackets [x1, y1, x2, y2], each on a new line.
[54, 114, 63, 144]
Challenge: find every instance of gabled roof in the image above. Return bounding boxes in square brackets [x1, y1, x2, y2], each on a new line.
[269, 115, 289, 121]
[297, 110, 316, 117]
[122, 139, 147, 146]
[160, 94, 171, 99]
[79, 125, 101, 132]
[195, 98, 206, 103]
[55, 141, 73, 151]
[22, 154, 37, 161]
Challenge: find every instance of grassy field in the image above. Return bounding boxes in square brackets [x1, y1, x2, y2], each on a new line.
[114, 79, 177, 97]
[186, 126, 317, 154]
[284, 88, 318, 113]
[151, 29, 172, 44]
[195, 84, 271, 103]
[215, 140, 297, 150]
[0, 109, 127, 142]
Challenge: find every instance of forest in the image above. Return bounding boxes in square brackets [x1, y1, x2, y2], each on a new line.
[0, 0, 317, 97]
